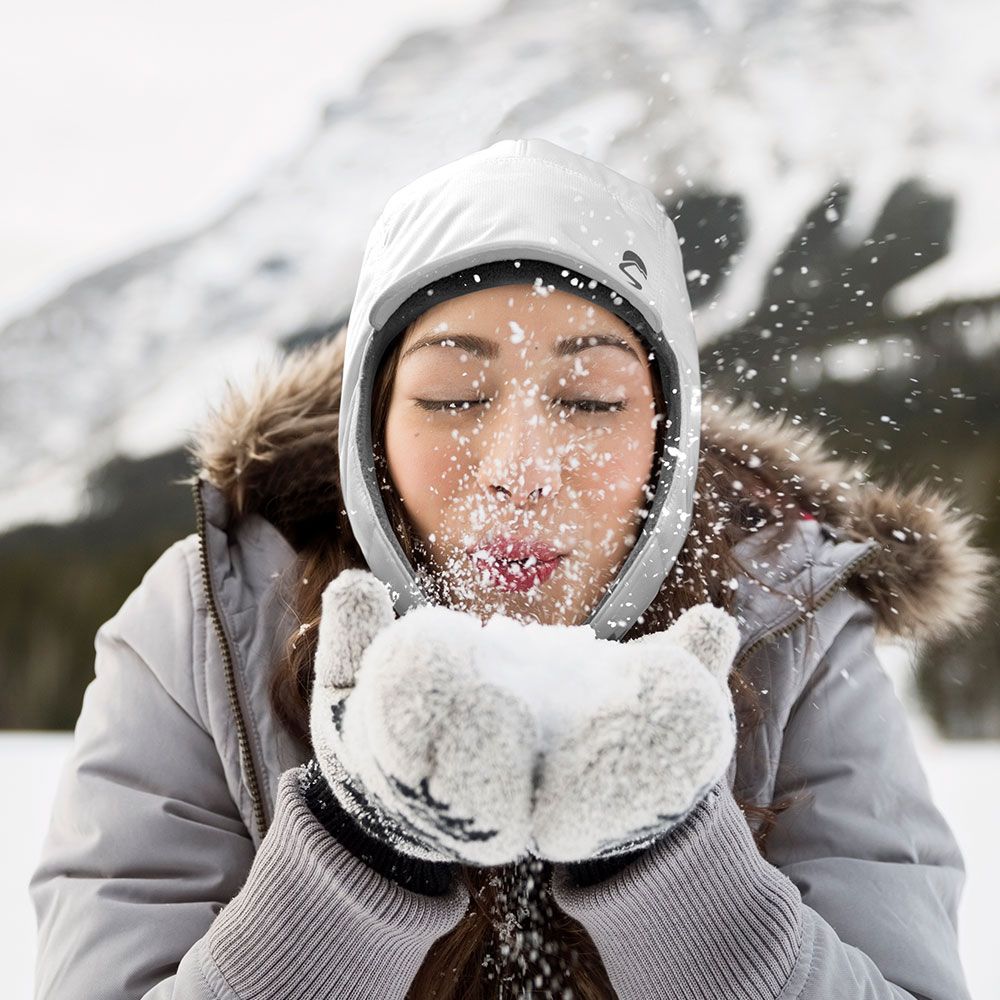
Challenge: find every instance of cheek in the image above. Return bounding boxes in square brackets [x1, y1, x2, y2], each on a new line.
[384, 408, 470, 523]
[576, 412, 657, 504]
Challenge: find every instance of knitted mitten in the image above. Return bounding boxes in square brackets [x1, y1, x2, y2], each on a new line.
[310, 568, 537, 867]
[530, 603, 740, 865]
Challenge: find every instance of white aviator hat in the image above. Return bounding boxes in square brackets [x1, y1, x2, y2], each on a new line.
[338, 137, 700, 640]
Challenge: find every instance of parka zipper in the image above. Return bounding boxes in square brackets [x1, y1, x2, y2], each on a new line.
[732, 540, 882, 674]
[192, 478, 269, 841]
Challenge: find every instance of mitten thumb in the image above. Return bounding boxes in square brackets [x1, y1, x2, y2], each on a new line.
[315, 569, 396, 690]
[666, 603, 740, 685]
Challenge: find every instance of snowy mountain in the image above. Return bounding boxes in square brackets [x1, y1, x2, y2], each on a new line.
[2, 0, 999, 533]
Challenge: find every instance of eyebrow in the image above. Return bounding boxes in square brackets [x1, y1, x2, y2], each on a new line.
[399, 332, 640, 362]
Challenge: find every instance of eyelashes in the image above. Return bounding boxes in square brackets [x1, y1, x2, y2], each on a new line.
[414, 398, 627, 414]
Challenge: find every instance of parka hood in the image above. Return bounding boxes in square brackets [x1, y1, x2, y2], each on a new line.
[187, 332, 992, 647]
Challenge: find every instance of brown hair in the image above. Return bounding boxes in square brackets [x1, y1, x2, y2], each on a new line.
[269, 326, 798, 998]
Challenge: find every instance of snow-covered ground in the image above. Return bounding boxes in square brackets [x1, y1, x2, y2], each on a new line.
[3, 725, 998, 999]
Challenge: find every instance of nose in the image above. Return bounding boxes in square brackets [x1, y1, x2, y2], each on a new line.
[476, 392, 564, 507]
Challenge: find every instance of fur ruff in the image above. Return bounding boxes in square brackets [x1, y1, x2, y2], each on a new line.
[186, 331, 994, 645]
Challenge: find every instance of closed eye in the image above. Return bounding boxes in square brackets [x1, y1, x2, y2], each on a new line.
[559, 399, 626, 413]
[412, 399, 484, 412]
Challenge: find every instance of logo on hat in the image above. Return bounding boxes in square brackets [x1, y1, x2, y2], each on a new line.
[618, 251, 648, 290]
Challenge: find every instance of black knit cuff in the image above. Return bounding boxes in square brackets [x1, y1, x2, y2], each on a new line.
[563, 844, 651, 889]
[299, 760, 457, 897]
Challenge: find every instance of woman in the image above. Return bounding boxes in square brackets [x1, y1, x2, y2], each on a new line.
[31, 139, 989, 999]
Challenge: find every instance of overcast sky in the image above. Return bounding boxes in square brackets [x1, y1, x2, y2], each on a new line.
[0, 0, 498, 326]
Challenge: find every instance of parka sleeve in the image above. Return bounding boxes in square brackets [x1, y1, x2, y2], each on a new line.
[549, 591, 972, 1000]
[29, 538, 468, 1000]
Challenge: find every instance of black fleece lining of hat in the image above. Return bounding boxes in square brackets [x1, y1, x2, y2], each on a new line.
[375, 257, 654, 356]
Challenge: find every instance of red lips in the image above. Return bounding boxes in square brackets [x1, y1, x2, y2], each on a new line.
[466, 534, 566, 592]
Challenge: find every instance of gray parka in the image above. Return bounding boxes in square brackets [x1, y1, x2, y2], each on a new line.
[30, 335, 989, 1000]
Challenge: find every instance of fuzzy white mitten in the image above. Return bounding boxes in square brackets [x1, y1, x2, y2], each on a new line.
[528, 603, 741, 863]
[310, 568, 537, 867]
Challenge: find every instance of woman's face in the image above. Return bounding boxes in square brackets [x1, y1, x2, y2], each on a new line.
[383, 281, 661, 627]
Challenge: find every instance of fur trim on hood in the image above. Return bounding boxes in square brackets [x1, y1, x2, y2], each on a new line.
[186, 332, 993, 646]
